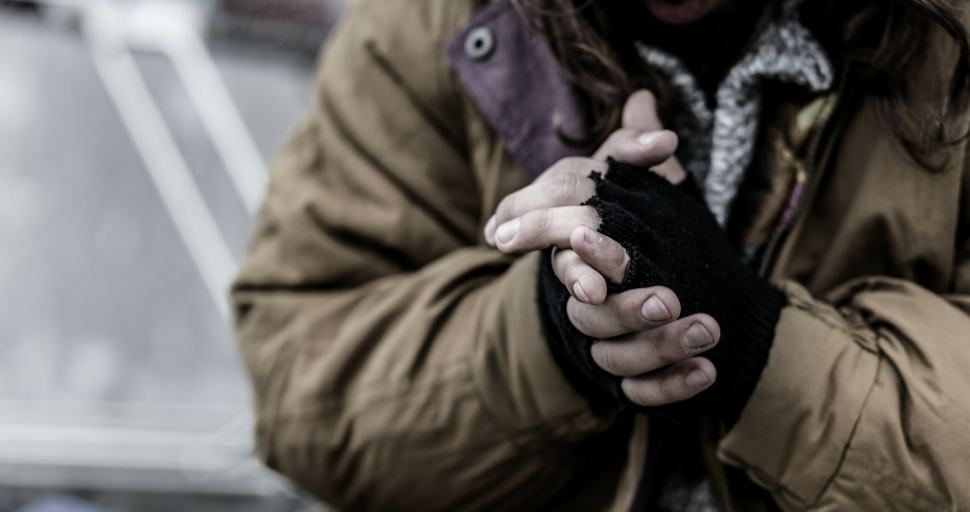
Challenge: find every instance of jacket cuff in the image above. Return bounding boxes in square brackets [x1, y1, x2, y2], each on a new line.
[717, 280, 879, 508]
[475, 251, 618, 440]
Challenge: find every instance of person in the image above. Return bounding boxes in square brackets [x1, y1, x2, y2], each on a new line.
[231, 0, 970, 509]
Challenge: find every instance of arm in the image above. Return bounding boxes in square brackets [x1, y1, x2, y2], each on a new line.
[721, 270, 970, 509]
[720, 276, 970, 510]
[718, 109, 970, 510]
[231, 1, 617, 510]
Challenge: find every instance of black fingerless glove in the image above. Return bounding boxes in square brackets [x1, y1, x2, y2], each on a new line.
[537, 158, 787, 427]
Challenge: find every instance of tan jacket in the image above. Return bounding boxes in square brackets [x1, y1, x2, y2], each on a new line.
[232, 0, 970, 510]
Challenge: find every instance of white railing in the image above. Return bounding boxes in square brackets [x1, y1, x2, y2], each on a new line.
[0, 0, 294, 497]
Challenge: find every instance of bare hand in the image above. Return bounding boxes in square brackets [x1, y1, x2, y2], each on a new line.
[559, 227, 719, 405]
[485, 90, 720, 406]
[486, 90, 683, 304]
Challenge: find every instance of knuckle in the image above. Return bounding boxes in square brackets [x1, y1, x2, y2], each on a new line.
[532, 209, 552, 233]
[550, 173, 579, 204]
[547, 158, 568, 176]
[608, 244, 627, 269]
[558, 156, 583, 173]
[608, 253, 629, 282]
[563, 156, 596, 176]
[649, 335, 668, 367]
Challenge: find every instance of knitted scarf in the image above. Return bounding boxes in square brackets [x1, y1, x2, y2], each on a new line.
[635, 0, 833, 226]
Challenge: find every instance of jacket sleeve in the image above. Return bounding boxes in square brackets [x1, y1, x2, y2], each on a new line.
[716, 116, 970, 510]
[230, 1, 617, 510]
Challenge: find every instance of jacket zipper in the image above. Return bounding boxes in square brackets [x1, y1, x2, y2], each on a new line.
[757, 77, 847, 279]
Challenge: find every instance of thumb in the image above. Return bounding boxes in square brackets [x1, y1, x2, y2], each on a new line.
[617, 90, 686, 185]
[622, 90, 663, 131]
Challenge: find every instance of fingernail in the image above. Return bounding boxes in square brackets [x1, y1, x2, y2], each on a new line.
[641, 296, 670, 322]
[685, 369, 711, 389]
[573, 282, 590, 303]
[585, 227, 602, 245]
[484, 216, 497, 244]
[684, 323, 714, 349]
[638, 131, 664, 147]
[495, 218, 520, 244]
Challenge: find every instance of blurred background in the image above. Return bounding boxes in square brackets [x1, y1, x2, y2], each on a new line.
[0, 0, 344, 510]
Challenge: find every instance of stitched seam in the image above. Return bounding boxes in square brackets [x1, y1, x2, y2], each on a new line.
[832, 469, 951, 511]
[266, 360, 470, 422]
[716, 456, 809, 509]
[809, 354, 883, 507]
[320, 86, 474, 246]
[366, 41, 468, 156]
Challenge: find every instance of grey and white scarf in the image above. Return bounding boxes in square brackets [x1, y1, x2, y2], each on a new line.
[636, 0, 833, 225]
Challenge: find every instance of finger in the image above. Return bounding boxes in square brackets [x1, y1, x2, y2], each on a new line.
[590, 313, 721, 377]
[567, 287, 682, 339]
[592, 90, 690, 184]
[570, 225, 629, 284]
[487, 158, 606, 245]
[591, 128, 679, 166]
[485, 171, 597, 245]
[622, 90, 663, 131]
[534, 157, 609, 184]
[621, 358, 716, 407]
[650, 156, 688, 185]
[494, 206, 599, 254]
[590, 130, 686, 185]
[553, 248, 608, 305]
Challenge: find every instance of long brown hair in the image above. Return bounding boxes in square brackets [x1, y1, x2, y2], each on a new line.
[512, 0, 970, 172]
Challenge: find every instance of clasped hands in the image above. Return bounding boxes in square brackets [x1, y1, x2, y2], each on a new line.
[485, 91, 719, 407]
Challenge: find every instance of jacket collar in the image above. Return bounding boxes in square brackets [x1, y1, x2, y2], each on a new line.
[445, 0, 590, 180]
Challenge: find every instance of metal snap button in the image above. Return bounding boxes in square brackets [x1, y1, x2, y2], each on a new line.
[465, 27, 495, 61]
